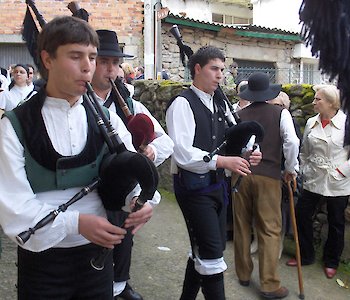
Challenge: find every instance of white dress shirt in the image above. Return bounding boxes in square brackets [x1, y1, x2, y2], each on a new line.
[97, 92, 174, 168]
[300, 110, 350, 196]
[166, 85, 235, 175]
[0, 84, 36, 111]
[280, 108, 300, 174]
[0, 96, 141, 252]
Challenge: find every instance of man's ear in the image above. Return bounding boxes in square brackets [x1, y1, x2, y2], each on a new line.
[40, 50, 52, 71]
[194, 63, 201, 75]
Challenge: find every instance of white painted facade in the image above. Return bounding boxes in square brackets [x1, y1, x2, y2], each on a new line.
[251, 0, 320, 84]
[162, 0, 251, 23]
[251, 0, 301, 32]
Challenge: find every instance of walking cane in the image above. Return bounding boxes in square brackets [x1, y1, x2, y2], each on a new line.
[287, 178, 305, 299]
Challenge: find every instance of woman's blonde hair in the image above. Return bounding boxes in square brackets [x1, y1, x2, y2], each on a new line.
[121, 62, 134, 76]
[313, 84, 340, 110]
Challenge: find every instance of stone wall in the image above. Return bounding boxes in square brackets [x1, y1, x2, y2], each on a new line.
[133, 79, 350, 224]
[161, 22, 297, 82]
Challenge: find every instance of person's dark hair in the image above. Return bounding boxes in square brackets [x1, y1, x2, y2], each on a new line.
[26, 64, 35, 73]
[37, 16, 99, 80]
[137, 66, 144, 74]
[188, 46, 225, 79]
[229, 61, 238, 68]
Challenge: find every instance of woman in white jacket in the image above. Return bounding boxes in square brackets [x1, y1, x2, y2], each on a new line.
[286, 85, 350, 279]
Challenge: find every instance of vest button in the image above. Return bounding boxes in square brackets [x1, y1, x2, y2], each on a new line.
[212, 135, 216, 140]
[218, 117, 222, 121]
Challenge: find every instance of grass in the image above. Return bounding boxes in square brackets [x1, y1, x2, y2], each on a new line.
[159, 188, 176, 201]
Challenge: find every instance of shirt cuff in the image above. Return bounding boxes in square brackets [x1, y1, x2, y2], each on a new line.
[148, 143, 158, 163]
[210, 155, 219, 170]
[147, 190, 161, 208]
[63, 210, 80, 235]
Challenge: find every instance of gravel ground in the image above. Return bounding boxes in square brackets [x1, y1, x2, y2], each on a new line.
[1, 194, 349, 300]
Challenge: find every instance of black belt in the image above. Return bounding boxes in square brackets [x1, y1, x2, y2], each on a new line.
[178, 168, 225, 186]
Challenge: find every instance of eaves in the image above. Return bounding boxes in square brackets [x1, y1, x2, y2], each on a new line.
[163, 14, 301, 43]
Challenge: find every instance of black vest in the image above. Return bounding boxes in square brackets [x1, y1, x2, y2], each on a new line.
[169, 88, 226, 153]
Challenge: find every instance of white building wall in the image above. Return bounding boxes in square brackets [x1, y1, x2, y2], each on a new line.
[163, 0, 251, 22]
[251, 0, 316, 61]
[251, 0, 302, 32]
[162, 0, 212, 21]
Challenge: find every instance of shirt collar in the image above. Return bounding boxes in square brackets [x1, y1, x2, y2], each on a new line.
[190, 84, 214, 108]
[95, 90, 111, 103]
[45, 95, 83, 111]
[331, 110, 345, 129]
[311, 110, 343, 130]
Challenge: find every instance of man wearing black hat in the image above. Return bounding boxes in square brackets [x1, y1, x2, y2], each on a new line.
[232, 72, 299, 299]
[91, 29, 174, 300]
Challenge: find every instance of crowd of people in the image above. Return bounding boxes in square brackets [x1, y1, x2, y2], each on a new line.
[0, 63, 38, 112]
[0, 14, 349, 300]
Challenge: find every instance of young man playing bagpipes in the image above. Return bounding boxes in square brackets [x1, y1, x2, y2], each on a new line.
[166, 45, 262, 300]
[91, 29, 174, 300]
[0, 16, 153, 299]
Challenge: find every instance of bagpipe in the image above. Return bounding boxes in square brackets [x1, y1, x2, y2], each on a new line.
[67, 1, 158, 152]
[108, 77, 156, 151]
[169, 25, 265, 190]
[16, 1, 159, 271]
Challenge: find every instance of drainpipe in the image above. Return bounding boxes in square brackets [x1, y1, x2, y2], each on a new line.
[144, 0, 155, 79]
[154, 0, 163, 79]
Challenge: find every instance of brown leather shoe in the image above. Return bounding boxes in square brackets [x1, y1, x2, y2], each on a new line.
[238, 279, 250, 287]
[286, 258, 297, 267]
[324, 267, 337, 279]
[260, 286, 289, 299]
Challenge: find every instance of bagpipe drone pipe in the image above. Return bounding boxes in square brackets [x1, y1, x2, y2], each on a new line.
[109, 78, 156, 151]
[84, 82, 159, 270]
[83, 82, 159, 213]
[299, 0, 350, 147]
[67, 1, 157, 152]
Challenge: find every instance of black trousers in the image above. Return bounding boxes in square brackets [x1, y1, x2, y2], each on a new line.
[174, 176, 227, 300]
[107, 210, 133, 282]
[17, 244, 113, 300]
[175, 185, 226, 260]
[296, 189, 349, 268]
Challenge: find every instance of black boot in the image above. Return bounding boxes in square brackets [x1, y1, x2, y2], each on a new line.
[179, 258, 201, 300]
[117, 283, 143, 300]
[201, 273, 225, 300]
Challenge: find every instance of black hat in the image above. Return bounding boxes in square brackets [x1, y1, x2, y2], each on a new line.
[96, 30, 133, 58]
[238, 72, 281, 102]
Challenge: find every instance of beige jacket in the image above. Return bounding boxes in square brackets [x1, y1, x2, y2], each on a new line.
[300, 110, 350, 196]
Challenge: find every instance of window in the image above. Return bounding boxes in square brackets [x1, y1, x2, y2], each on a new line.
[224, 15, 233, 24]
[303, 63, 314, 84]
[212, 13, 250, 25]
[233, 17, 250, 24]
[212, 13, 223, 23]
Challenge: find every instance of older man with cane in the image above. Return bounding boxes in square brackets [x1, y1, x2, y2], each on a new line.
[232, 72, 300, 299]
